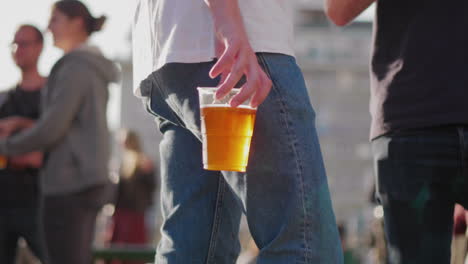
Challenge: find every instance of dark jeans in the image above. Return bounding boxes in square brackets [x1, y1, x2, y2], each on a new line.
[372, 126, 468, 264]
[0, 206, 47, 264]
[43, 185, 108, 264]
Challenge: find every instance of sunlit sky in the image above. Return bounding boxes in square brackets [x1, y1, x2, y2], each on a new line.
[0, 0, 374, 91]
[0, 0, 135, 91]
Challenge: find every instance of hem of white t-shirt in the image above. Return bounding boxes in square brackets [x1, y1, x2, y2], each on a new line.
[251, 41, 296, 58]
[133, 50, 216, 97]
[154, 49, 217, 72]
[155, 42, 295, 71]
[133, 45, 296, 97]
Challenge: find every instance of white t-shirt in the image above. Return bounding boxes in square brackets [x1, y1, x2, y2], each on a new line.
[132, 0, 295, 96]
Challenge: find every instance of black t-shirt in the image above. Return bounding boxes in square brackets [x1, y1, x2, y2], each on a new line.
[370, 0, 468, 139]
[0, 86, 42, 208]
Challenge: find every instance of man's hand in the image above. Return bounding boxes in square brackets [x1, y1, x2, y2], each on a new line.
[0, 117, 43, 169]
[325, 0, 375, 26]
[205, 0, 272, 108]
[9, 152, 43, 169]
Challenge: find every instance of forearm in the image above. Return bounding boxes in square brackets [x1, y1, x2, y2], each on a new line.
[325, 0, 375, 26]
[0, 116, 35, 137]
[204, 0, 248, 40]
[0, 117, 46, 156]
[0, 99, 77, 156]
[204, 0, 240, 21]
[0, 64, 88, 156]
[0, 122, 54, 156]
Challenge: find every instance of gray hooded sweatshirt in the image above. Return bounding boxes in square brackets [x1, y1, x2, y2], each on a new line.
[0, 45, 120, 195]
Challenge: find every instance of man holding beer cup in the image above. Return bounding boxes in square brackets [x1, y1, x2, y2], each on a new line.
[133, 0, 343, 262]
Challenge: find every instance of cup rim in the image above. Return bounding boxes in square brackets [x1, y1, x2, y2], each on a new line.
[197, 87, 256, 109]
[197, 87, 241, 93]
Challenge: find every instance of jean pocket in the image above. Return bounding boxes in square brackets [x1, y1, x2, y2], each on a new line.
[376, 158, 433, 203]
[374, 134, 457, 203]
[140, 76, 183, 129]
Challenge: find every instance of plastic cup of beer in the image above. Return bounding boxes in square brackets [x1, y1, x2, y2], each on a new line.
[198, 87, 257, 172]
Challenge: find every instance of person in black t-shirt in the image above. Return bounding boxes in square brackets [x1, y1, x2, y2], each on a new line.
[326, 0, 468, 263]
[0, 24, 47, 264]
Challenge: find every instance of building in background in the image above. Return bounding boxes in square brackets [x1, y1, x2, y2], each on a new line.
[295, 1, 374, 221]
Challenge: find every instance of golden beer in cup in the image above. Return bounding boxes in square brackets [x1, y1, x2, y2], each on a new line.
[198, 87, 256, 172]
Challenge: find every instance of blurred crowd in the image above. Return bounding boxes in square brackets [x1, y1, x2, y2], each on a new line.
[0, 1, 156, 263]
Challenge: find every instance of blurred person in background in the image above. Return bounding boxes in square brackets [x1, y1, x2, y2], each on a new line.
[326, 0, 468, 263]
[338, 223, 360, 264]
[109, 129, 156, 264]
[0, 24, 47, 264]
[0, 1, 120, 263]
[236, 237, 259, 264]
[365, 217, 387, 264]
[366, 182, 388, 264]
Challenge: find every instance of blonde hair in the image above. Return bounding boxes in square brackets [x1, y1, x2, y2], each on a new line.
[120, 129, 144, 179]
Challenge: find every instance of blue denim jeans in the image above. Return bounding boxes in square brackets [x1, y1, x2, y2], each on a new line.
[140, 53, 343, 264]
[372, 126, 468, 264]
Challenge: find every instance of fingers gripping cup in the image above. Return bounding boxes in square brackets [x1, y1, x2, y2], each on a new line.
[198, 87, 257, 172]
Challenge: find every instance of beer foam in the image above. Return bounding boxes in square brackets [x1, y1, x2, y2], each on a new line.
[200, 104, 256, 110]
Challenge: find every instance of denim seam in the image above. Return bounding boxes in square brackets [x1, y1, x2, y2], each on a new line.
[257, 54, 311, 263]
[205, 176, 226, 264]
[173, 62, 208, 130]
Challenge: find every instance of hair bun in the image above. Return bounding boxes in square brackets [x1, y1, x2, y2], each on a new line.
[93, 15, 107, 32]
